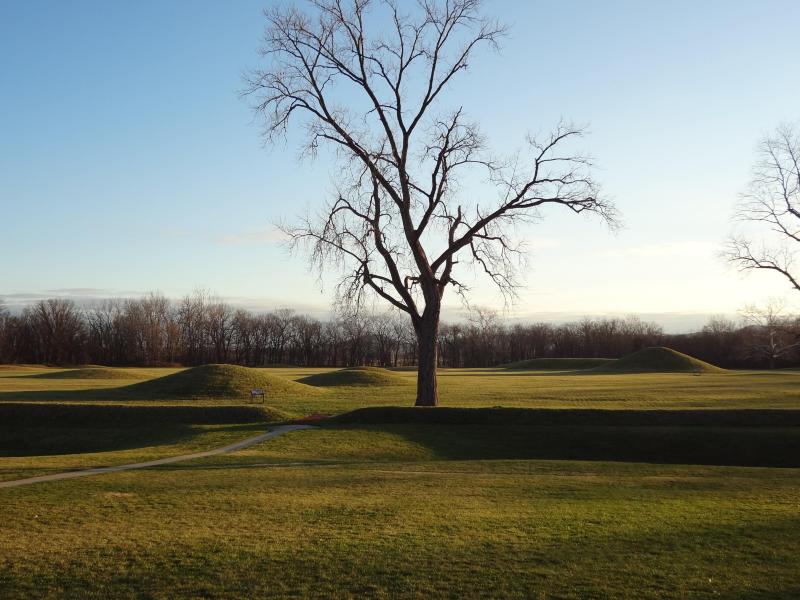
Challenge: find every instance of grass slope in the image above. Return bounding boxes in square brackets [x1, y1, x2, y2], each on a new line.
[503, 357, 616, 370]
[593, 346, 725, 373]
[298, 366, 407, 387]
[0, 402, 284, 426]
[28, 367, 150, 380]
[120, 364, 321, 400]
[332, 406, 800, 427]
[0, 422, 268, 482]
[2, 366, 800, 412]
[216, 420, 800, 467]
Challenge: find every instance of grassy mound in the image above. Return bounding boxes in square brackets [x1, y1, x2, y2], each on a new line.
[299, 366, 407, 387]
[502, 358, 616, 370]
[592, 347, 725, 374]
[29, 367, 150, 380]
[120, 364, 320, 400]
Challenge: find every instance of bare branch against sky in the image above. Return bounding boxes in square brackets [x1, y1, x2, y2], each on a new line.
[244, 0, 618, 405]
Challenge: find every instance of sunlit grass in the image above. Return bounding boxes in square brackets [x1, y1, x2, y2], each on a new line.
[1, 365, 799, 414]
[1, 428, 798, 598]
[2, 365, 799, 597]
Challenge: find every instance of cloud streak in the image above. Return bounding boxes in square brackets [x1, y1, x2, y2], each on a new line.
[214, 227, 288, 246]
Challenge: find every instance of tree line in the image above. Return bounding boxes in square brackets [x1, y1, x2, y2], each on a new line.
[0, 293, 797, 369]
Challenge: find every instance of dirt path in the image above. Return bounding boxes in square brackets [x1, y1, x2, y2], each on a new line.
[0, 424, 313, 489]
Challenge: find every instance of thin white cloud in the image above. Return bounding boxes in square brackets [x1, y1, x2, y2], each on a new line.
[214, 227, 289, 246]
[45, 288, 112, 295]
[603, 240, 719, 260]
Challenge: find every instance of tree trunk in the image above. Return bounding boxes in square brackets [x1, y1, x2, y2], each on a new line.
[415, 320, 439, 407]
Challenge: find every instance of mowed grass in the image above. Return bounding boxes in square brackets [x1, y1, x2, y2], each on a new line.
[0, 423, 266, 482]
[1, 364, 800, 598]
[1, 365, 800, 414]
[1, 427, 799, 598]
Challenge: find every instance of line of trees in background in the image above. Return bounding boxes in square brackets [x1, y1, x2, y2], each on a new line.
[0, 293, 797, 369]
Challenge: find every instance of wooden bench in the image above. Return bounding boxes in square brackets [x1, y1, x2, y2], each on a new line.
[250, 388, 265, 403]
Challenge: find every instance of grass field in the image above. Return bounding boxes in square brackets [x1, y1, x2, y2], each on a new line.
[2, 364, 800, 413]
[1, 363, 799, 598]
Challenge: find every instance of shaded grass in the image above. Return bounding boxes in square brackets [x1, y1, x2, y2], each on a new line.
[0, 423, 255, 457]
[0, 422, 268, 482]
[332, 405, 800, 426]
[0, 402, 286, 426]
[193, 421, 800, 468]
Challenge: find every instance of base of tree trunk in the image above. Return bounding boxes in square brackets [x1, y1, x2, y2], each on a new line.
[415, 324, 440, 407]
[414, 397, 438, 407]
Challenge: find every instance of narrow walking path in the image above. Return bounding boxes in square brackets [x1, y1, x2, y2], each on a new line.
[0, 424, 313, 489]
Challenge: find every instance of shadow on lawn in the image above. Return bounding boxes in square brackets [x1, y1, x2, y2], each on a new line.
[347, 423, 800, 468]
[327, 408, 800, 468]
[0, 402, 281, 427]
[0, 422, 211, 457]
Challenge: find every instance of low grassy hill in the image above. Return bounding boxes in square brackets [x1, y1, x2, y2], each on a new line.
[503, 358, 615, 370]
[28, 367, 150, 380]
[299, 366, 407, 387]
[120, 364, 321, 400]
[592, 347, 725, 374]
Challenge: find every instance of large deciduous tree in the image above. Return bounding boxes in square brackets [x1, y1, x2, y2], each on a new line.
[246, 0, 618, 406]
[726, 123, 800, 292]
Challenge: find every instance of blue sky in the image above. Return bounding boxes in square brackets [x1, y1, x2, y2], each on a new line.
[1, 0, 798, 331]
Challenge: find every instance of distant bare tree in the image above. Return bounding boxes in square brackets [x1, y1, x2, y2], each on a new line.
[206, 299, 234, 364]
[28, 299, 85, 365]
[265, 308, 296, 365]
[726, 123, 800, 292]
[293, 314, 325, 366]
[177, 290, 213, 365]
[246, 0, 618, 405]
[231, 309, 255, 365]
[86, 300, 123, 364]
[371, 311, 406, 367]
[740, 300, 800, 368]
[0, 299, 8, 362]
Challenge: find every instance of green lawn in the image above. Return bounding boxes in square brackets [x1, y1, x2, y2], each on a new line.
[0, 423, 266, 482]
[1, 365, 799, 598]
[1, 426, 799, 598]
[2, 365, 800, 414]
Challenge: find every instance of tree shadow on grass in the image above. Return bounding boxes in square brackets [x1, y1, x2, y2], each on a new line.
[0, 423, 208, 457]
[320, 421, 800, 468]
[0, 388, 119, 402]
[0, 402, 281, 428]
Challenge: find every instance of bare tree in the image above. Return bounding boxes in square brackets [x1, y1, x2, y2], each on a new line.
[86, 300, 123, 364]
[246, 0, 618, 405]
[740, 300, 800, 368]
[726, 123, 800, 292]
[0, 299, 8, 362]
[28, 299, 86, 365]
[206, 299, 235, 364]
